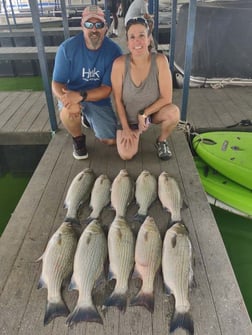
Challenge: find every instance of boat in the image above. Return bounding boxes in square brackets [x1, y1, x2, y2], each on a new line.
[192, 131, 252, 190]
[195, 156, 252, 218]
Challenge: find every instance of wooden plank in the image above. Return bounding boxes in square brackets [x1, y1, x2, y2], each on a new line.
[0, 27, 81, 38]
[0, 46, 57, 60]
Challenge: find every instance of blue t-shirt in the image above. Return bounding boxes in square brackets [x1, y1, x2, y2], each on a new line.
[52, 32, 122, 106]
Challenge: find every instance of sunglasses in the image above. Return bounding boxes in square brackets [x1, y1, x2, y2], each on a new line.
[126, 17, 149, 31]
[83, 21, 105, 29]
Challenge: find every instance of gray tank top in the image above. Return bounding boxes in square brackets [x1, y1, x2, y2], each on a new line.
[122, 53, 160, 124]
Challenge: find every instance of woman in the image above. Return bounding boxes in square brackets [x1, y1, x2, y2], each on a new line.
[111, 17, 180, 160]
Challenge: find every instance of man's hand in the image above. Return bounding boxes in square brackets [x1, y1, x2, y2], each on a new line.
[61, 88, 83, 108]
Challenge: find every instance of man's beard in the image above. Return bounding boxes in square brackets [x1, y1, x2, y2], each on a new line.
[88, 32, 102, 49]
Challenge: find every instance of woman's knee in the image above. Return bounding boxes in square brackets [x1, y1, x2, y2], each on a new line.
[118, 151, 136, 160]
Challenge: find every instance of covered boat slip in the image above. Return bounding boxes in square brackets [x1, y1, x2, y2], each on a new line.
[0, 87, 252, 335]
[174, 0, 252, 87]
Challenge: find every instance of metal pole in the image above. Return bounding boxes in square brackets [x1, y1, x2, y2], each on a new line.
[169, 0, 177, 74]
[28, 0, 58, 133]
[152, 0, 159, 44]
[180, 0, 197, 121]
[60, 0, 70, 40]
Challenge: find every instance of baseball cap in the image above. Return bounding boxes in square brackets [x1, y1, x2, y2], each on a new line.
[82, 5, 105, 23]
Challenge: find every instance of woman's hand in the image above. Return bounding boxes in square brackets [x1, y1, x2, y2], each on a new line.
[120, 128, 139, 149]
[138, 114, 149, 133]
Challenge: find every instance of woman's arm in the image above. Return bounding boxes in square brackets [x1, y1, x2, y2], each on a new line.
[143, 54, 173, 117]
[111, 56, 130, 130]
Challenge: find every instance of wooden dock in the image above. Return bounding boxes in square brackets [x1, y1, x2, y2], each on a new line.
[0, 86, 252, 335]
[1, 17, 252, 334]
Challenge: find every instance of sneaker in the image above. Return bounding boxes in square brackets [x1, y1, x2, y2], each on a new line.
[72, 135, 88, 160]
[108, 32, 118, 38]
[81, 115, 90, 128]
[156, 139, 172, 160]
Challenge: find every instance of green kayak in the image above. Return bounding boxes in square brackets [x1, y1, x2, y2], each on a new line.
[193, 131, 252, 190]
[195, 157, 252, 218]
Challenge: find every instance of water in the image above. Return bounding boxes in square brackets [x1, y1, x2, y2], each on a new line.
[0, 172, 31, 235]
[0, 144, 47, 236]
[213, 206, 252, 320]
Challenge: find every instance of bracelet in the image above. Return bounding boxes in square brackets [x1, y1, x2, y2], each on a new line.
[139, 109, 147, 118]
[80, 90, 87, 102]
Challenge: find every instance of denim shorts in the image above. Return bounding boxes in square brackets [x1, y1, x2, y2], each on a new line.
[58, 100, 117, 140]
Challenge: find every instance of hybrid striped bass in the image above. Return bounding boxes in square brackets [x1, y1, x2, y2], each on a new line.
[134, 170, 157, 223]
[111, 169, 134, 218]
[37, 222, 78, 325]
[87, 174, 111, 221]
[158, 171, 183, 223]
[130, 216, 162, 312]
[103, 216, 134, 312]
[66, 219, 107, 326]
[162, 222, 194, 335]
[64, 168, 95, 224]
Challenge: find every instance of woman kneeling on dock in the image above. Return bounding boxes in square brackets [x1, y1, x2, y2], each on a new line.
[111, 17, 180, 161]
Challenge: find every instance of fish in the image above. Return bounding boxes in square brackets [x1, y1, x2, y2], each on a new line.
[64, 168, 95, 224]
[102, 216, 135, 312]
[130, 216, 162, 313]
[66, 219, 107, 326]
[158, 171, 183, 223]
[37, 222, 78, 325]
[87, 174, 111, 222]
[162, 222, 194, 335]
[111, 169, 134, 218]
[134, 170, 157, 223]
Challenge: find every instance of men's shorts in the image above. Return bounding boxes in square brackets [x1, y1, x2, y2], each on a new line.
[81, 101, 117, 140]
[57, 101, 117, 140]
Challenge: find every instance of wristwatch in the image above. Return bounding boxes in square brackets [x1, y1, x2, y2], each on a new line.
[80, 90, 87, 102]
[139, 109, 147, 118]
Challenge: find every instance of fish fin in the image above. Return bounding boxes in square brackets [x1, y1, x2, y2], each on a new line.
[102, 292, 127, 313]
[133, 213, 146, 223]
[44, 299, 69, 325]
[131, 267, 141, 280]
[164, 284, 172, 296]
[64, 216, 80, 225]
[108, 268, 116, 281]
[84, 216, 97, 225]
[130, 290, 154, 313]
[68, 276, 78, 291]
[170, 311, 194, 335]
[37, 277, 47, 290]
[66, 303, 103, 326]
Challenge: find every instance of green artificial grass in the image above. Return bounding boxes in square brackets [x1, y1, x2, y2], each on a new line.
[0, 76, 46, 91]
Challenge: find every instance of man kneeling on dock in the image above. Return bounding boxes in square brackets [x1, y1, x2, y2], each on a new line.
[51, 5, 122, 160]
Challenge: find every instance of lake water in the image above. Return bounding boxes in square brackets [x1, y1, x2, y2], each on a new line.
[213, 206, 252, 320]
[0, 144, 47, 235]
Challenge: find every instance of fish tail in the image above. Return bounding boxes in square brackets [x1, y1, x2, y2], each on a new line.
[44, 300, 70, 325]
[66, 303, 103, 326]
[170, 311, 194, 335]
[102, 292, 127, 313]
[133, 213, 147, 223]
[130, 290, 154, 313]
[84, 216, 98, 225]
[64, 216, 80, 225]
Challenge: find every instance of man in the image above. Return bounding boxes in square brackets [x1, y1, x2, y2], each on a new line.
[124, 0, 152, 25]
[52, 5, 122, 160]
[107, 0, 121, 38]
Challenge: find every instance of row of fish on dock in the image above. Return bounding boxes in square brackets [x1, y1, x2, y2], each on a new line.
[37, 168, 194, 335]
